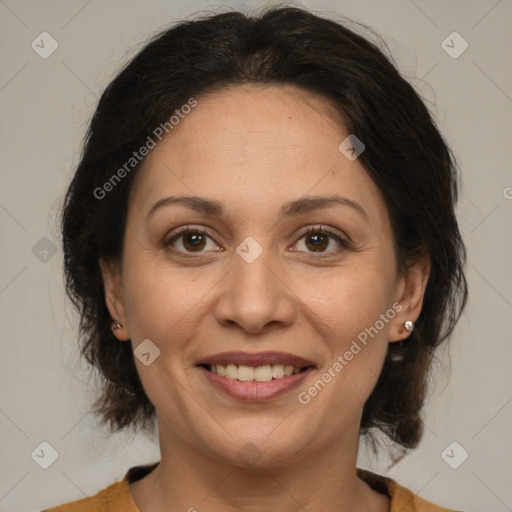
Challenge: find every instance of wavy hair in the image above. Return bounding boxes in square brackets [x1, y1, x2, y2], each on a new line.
[61, 6, 468, 463]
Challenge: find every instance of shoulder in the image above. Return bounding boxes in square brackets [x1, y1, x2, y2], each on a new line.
[388, 479, 463, 512]
[357, 468, 464, 512]
[40, 477, 134, 512]
[39, 462, 159, 512]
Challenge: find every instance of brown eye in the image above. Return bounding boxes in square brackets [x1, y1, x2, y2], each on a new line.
[305, 232, 330, 252]
[293, 226, 350, 256]
[166, 227, 220, 254]
[181, 232, 207, 252]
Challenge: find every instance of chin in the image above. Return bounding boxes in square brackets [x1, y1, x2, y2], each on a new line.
[204, 425, 313, 470]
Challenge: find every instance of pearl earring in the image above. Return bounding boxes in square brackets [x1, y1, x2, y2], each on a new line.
[111, 322, 123, 331]
[404, 320, 414, 332]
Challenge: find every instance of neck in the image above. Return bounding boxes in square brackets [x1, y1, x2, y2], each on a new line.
[130, 417, 389, 512]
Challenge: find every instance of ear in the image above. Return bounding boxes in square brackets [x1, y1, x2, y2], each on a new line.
[389, 255, 430, 342]
[99, 258, 130, 341]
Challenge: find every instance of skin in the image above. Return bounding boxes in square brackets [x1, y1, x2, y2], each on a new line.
[101, 83, 430, 512]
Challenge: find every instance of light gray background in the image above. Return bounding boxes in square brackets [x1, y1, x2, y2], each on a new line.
[1, 1, 511, 511]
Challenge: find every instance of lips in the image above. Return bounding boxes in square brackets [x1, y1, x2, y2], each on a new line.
[197, 351, 316, 401]
[198, 351, 315, 368]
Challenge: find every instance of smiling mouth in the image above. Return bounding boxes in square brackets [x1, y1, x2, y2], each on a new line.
[200, 363, 313, 382]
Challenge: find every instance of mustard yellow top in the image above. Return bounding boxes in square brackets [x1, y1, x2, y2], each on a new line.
[41, 462, 462, 511]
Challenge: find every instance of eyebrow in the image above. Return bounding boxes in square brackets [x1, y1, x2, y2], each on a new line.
[146, 194, 369, 222]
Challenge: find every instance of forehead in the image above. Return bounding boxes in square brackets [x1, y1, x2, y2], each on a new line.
[152, 84, 347, 170]
[129, 84, 388, 225]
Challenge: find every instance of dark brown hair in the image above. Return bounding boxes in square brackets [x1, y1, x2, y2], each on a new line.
[61, 6, 467, 461]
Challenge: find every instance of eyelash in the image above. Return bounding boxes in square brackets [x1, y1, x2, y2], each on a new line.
[164, 225, 351, 258]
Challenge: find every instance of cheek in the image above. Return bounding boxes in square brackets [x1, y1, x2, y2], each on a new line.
[121, 220, 188, 335]
[120, 261, 203, 409]
[306, 266, 395, 341]
[121, 252, 217, 362]
[295, 273, 393, 422]
[302, 266, 394, 392]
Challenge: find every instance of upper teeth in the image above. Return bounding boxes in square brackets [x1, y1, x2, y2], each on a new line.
[210, 364, 302, 381]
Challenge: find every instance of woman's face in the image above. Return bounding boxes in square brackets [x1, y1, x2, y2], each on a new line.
[103, 84, 425, 468]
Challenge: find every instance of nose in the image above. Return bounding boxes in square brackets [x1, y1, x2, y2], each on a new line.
[213, 247, 296, 335]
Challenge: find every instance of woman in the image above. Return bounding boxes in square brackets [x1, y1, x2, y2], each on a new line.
[44, 5, 467, 511]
